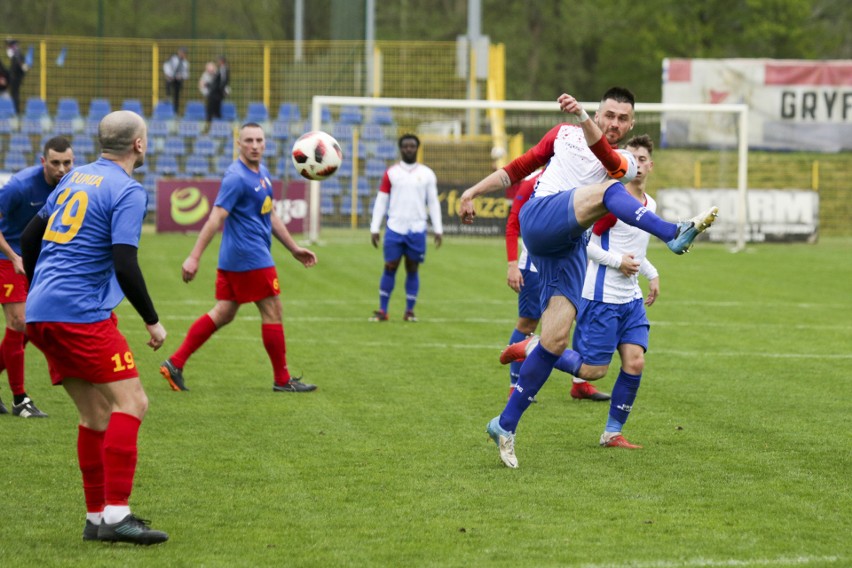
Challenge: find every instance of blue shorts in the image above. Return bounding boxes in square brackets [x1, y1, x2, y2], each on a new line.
[517, 269, 542, 320]
[519, 191, 588, 312]
[572, 298, 650, 366]
[384, 228, 427, 263]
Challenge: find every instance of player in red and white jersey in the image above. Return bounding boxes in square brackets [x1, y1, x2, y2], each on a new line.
[369, 134, 442, 322]
[462, 87, 718, 468]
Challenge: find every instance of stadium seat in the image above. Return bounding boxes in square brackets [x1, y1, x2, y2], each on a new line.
[9, 133, 32, 154]
[121, 99, 145, 117]
[356, 176, 371, 196]
[24, 98, 49, 120]
[346, 140, 367, 161]
[275, 156, 290, 178]
[0, 118, 13, 135]
[245, 102, 269, 123]
[3, 152, 29, 172]
[216, 154, 233, 174]
[20, 118, 47, 135]
[264, 138, 279, 157]
[72, 135, 96, 157]
[221, 102, 238, 122]
[271, 120, 291, 142]
[53, 119, 77, 136]
[185, 155, 211, 177]
[276, 102, 301, 123]
[208, 120, 233, 139]
[56, 97, 82, 121]
[339, 105, 363, 125]
[0, 98, 17, 119]
[183, 101, 206, 121]
[336, 158, 353, 179]
[148, 119, 171, 139]
[361, 124, 384, 142]
[177, 119, 203, 137]
[152, 101, 175, 121]
[192, 136, 217, 157]
[320, 195, 335, 215]
[365, 159, 387, 180]
[162, 136, 186, 156]
[84, 120, 100, 137]
[369, 106, 394, 125]
[331, 123, 353, 143]
[154, 155, 179, 176]
[374, 141, 397, 161]
[142, 177, 157, 213]
[339, 195, 363, 215]
[320, 178, 342, 196]
[87, 98, 111, 121]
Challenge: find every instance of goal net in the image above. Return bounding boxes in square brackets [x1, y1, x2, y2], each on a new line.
[301, 96, 749, 250]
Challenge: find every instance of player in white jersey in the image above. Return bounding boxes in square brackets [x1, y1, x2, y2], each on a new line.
[502, 135, 661, 449]
[369, 134, 443, 322]
[461, 87, 717, 468]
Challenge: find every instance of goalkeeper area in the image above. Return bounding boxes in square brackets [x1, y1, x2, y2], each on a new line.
[307, 95, 850, 247]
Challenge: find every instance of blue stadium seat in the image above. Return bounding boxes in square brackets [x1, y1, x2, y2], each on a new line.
[245, 102, 269, 123]
[336, 158, 353, 179]
[339, 105, 363, 125]
[84, 120, 100, 136]
[276, 156, 291, 178]
[0, 118, 13, 135]
[56, 97, 82, 120]
[142, 177, 157, 212]
[24, 98, 49, 120]
[121, 99, 144, 117]
[152, 101, 175, 121]
[346, 141, 367, 161]
[264, 138, 279, 157]
[183, 101, 206, 121]
[9, 133, 32, 154]
[154, 155, 179, 176]
[216, 154, 233, 174]
[221, 102, 237, 122]
[356, 176, 371, 196]
[208, 120, 233, 139]
[162, 136, 186, 156]
[53, 119, 77, 136]
[72, 135, 96, 157]
[21, 118, 47, 135]
[320, 195, 335, 215]
[271, 120, 291, 142]
[320, 178, 342, 196]
[374, 141, 397, 161]
[192, 136, 217, 157]
[361, 124, 384, 142]
[185, 155, 211, 177]
[3, 152, 29, 172]
[369, 106, 394, 125]
[365, 159, 387, 180]
[87, 98, 111, 121]
[331, 123, 354, 143]
[276, 102, 301, 123]
[148, 119, 171, 139]
[0, 98, 17, 119]
[339, 195, 363, 215]
[177, 120, 203, 137]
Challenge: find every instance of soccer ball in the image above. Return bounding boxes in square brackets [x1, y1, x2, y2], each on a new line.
[291, 131, 343, 181]
[612, 149, 638, 183]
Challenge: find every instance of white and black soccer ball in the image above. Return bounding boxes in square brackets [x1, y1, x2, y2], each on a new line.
[290, 131, 343, 181]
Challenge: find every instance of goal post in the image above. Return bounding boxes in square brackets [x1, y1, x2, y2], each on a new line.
[305, 95, 749, 250]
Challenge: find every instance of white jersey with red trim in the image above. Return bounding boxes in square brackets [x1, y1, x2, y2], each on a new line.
[369, 161, 442, 235]
[582, 193, 659, 304]
[533, 124, 612, 198]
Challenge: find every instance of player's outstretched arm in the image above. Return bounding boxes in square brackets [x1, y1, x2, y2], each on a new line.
[459, 169, 512, 224]
[183, 206, 229, 282]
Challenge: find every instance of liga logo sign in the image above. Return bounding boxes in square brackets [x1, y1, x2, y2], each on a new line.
[155, 179, 309, 233]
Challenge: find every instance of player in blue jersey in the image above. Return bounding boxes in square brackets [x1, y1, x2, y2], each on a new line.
[0, 136, 74, 417]
[160, 122, 319, 393]
[21, 111, 169, 544]
[460, 89, 718, 468]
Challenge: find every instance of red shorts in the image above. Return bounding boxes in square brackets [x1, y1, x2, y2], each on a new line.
[0, 259, 29, 304]
[215, 267, 280, 304]
[26, 313, 139, 385]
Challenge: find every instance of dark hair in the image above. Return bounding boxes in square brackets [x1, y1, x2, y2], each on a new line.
[625, 134, 654, 155]
[398, 133, 420, 148]
[43, 136, 72, 157]
[601, 86, 635, 108]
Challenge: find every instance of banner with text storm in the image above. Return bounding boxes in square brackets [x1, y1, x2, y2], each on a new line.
[662, 58, 852, 152]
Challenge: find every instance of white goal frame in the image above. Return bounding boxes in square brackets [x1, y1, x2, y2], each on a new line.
[307, 95, 749, 251]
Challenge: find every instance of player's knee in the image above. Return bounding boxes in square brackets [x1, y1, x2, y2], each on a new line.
[516, 318, 538, 335]
[384, 260, 400, 273]
[8, 315, 26, 332]
[579, 364, 609, 380]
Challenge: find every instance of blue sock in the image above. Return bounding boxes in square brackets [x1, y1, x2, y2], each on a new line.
[553, 348, 583, 376]
[605, 369, 642, 433]
[500, 343, 559, 432]
[507, 328, 527, 386]
[404, 271, 419, 312]
[603, 182, 678, 242]
[379, 269, 395, 313]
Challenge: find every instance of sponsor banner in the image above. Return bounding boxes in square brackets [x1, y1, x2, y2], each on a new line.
[662, 58, 852, 152]
[155, 178, 309, 233]
[657, 188, 818, 243]
[438, 183, 510, 236]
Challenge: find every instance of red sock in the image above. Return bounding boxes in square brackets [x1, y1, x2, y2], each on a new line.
[103, 412, 141, 506]
[171, 314, 218, 368]
[78, 425, 106, 514]
[1, 328, 26, 396]
[262, 323, 290, 385]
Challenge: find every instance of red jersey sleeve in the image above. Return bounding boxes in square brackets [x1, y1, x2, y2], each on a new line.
[505, 173, 539, 262]
[503, 124, 563, 184]
[589, 137, 630, 179]
[378, 171, 391, 194]
[592, 213, 618, 236]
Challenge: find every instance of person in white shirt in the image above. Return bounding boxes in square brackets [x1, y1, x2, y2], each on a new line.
[501, 134, 660, 450]
[368, 134, 442, 322]
[163, 48, 189, 114]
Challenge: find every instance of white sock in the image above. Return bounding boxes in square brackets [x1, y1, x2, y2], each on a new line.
[573, 378, 586, 384]
[86, 512, 103, 525]
[103, 505, 132, 525]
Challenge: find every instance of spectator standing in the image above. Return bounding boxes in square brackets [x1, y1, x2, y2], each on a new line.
[205, 56, 229, 122]
[163, 47, 189, 114]
[5, 39, 27, 115]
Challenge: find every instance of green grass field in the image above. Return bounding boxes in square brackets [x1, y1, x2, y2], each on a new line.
[0, 229, 850, 567]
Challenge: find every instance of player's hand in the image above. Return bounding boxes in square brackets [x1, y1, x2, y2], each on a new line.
[371, 233, 380, 248]
[459, 190, 476, 224]
[558, 93, 582, 115]
[293, 248, 317, 268]
[619, 254, 640, 277]
[507, 264, 523, 293]
[10, 254, 25, 276]
[181, 257, 199, 283]
[645, 277, 660, 307]
[146, 322, 167, 351]
[434, 234, 443, 249]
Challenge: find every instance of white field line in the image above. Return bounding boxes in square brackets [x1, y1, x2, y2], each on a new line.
[579, 555, 843, 568]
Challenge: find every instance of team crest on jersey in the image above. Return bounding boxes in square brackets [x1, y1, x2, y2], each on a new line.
[261, 195, 273, 215]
